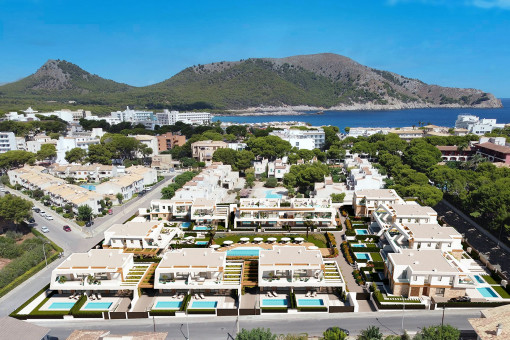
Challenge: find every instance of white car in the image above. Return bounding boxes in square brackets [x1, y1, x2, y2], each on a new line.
[41, 226, 50, 233]
[45, 215, 54, 220]
[0, 187, 5, 192]
[40, 211, 46, 216]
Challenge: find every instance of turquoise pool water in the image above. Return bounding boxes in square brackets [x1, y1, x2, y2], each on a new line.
[190, 301, 217, 308]
[83, 302, 112, 310]
[298, 299, 325, 306]
[262, 299, 288, 307]
[155, 301, 182, 309]
[474, 275, 485, 284]
[477, 287, 499, 298]
[194, 226, 211, 231]
[355, 229, 369, 235]
[195, 241, 208, 245]
[80, 184, 96, 191]
[227, 247, 262, 257]
[265, 190, 282, 199]
[48, 302, 75, 310]
[351, 244, 366, 247]
[355, 253, 371, 261]
[181, 222, 191, 228]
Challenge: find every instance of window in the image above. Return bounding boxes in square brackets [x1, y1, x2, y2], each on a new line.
[435, 288, 445, 297]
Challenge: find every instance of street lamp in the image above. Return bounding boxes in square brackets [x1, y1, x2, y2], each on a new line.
[401, 294, 405, 333]
[42, 241, 50, 266]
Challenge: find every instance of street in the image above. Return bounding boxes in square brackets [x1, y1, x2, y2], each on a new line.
[36, 309, 480, 339]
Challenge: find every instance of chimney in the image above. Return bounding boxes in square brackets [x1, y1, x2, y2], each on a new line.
[496, 323, 503, 336]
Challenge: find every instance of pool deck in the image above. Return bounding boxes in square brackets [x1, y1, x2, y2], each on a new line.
[215, 243, 331, 256]
[39, 295, 78, 311]
[294, 293, 344, 307]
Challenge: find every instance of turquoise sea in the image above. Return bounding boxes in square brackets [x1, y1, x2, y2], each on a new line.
[213, 99, 510, 130]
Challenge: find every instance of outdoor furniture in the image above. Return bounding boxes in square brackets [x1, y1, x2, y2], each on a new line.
[200, 293, 205, 299]
[240, 237, 250, 243]
[294, 237, 304, 243]
[223, 240, 234, 246]
[281, 237, 291, 243]
[210, 244, 220, 250]
[312, 291, 317, 297]
[253, 237, 263, 243]
[266, 292, 273, 297]
[194, 294, 201, 300]
[308, 246, 319, 250]
[172, 293, 178, 298]
[305, 291, 311, 297]
[267, 237, 277, 243]
[272, 291, 278, 297]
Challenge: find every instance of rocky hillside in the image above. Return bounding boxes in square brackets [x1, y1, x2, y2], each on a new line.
[0, 54, 501, 112]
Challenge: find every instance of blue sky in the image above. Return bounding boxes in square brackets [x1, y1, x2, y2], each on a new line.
[0, 0, 509, 96]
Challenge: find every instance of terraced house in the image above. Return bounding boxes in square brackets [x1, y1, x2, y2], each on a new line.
[103, 221, 184, 250]
[352, 189, 402, 217]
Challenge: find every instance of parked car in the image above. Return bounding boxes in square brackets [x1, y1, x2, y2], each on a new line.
[0, 187, 5, 192]
[33, 207, 40, 213]
[108, 209, 113, 215]
[40, 211, 46, 216]
[63, 225, 71, 232]
[28, 217, 35, 223]
[41, 226, 50, 233]
[449, 296, 471, 302]
[45, 215, 54, 220]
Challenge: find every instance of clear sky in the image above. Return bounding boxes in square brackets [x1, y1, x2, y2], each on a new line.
[0, 0, 509, 96]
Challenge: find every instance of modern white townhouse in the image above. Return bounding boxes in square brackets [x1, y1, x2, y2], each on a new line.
[352, 189, 403, 217]
[234, 197, 336, 229]
[258, 246, 345, 290]
[455, 114, 505, 135]
[0, 132, 17, 153]
[50, 249, 135, 292]
[386, 249, 475, 299]
[347, 162, 386, 191]
[270, 127, 325, 150]
[372, 202, 438, 228]
[3, 111, 39, 122]
[154, 248, 241, 295]
[190, 198, 230, 227]
[95, 173, 144, 201]
[191, 140, 228, 162]
[268, 158, 290, 180]
[144, 199, 194, 220]
[103, 221, 183, 250]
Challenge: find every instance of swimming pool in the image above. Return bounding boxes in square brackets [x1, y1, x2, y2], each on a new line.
[194, 226, 211, 231]
[83, 302, 113, 310]
[154, 301, 182, 309]
[297, 299, 325, 306]
[262, 298, 288, 307]
[190, 301, 217, 309]
[351, 244, 366, 247]
[355, 253, 371, 261]
[265, 190, 282, 199]
[226, 247, 263, 257]
[355, 229, 369, 235]
[195, 241, 208, 245]
[80, 184, 96, 191]
[474, 275, 485, 284]
[48, 302, 76, 310]
[181, 222, 191, 228]
[477, 287, 499, 298]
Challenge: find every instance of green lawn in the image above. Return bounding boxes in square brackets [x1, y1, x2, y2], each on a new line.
[369, 252, 383, 262]
[482, 275, 500, 285]
[213, 233, 328, 248]
[492, 286, 510, 299]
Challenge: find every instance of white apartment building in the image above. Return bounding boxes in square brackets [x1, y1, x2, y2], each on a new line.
[346, 158, 386, 191]
[3, 111, 39, 122]
[189, 198, 230, 227]
[110, 107, 157, 130]
[270, 127, 326, 150]
[131, 135, 159, 157]
[50, 249, 135, 292]
[191, 140, 228, 162]
[127, 166, 158, 187]
[15, 137, 27, 151]
[0, 132, 18, 153]
[234, 197, 336, 229]
[353, 189, 403, 217]
[95, 173, 144, 201]
[103, 221, 183, 250]
[48, 164, 115, 182]
[156, 109, 211, 126]
[348, 127, 391, 138]
[455, 114, 505, 135]
[55, 135, 101, 165]
[258, 246, 345, 291]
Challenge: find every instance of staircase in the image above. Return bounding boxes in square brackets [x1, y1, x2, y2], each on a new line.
[323, 262, 343, 283]
[223, 261, 243, 285]
[120, 263, 151, 288]
[215, 206, 229, 218]
[242, 260, 259, 287]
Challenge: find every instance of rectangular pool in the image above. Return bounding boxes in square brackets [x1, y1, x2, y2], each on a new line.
[351, 244, 366, 247]
[297, 299, 325, 306]
[195, 241, 208, 245]
[355, 253, 371, 261]
[83, 302, 113, 310]
[262, 298, 288, 307]
[154, 301, 182, 309]
[48, 302, 76, 310]
[227, 247, 263, 257]
[190, 301, 217, 309]
[477, 287, 499, 298]
[194, 226, 211, 231]
[80, 184, 96, 191]
[265, 190, 282, 199]
[181, 222, 191, 228]
[474, 275, 485, 284]
[355, 229, 369, 235]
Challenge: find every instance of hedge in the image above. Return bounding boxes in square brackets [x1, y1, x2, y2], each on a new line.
[180, 294, 191, 311]
[134, 257, 161, 263]
[351, 246, 381, 253]
[10, 284, 50, 317]
[436, 301, 510, 308]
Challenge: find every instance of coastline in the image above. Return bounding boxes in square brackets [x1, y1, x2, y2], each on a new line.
[217, 101, 503, 116]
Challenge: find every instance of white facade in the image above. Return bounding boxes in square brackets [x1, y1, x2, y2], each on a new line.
[270, 127, 326, 150]
[156, 110, 211, 126]
[0, 132, 18, 153]
[95, 174, 144, 201]
[455, 114, 505, 135]
[110, 107, 157, 130]
[55, 135, 100, 165]
[103, 221, 183, 250]
[348, 127, 391, 138]
[131, 135, 159, 157]
[3, 111, 39, 122]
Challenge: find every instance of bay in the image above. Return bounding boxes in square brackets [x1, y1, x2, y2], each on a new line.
[213, 99, 510, 130]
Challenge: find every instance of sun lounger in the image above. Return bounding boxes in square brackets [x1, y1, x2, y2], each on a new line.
[194, 294, 201, 300]
[199, 293, 205, 299]
[272, 291, 278, 297]
[266, 292, 273, 297]
[312, 291, 317, 297]
[305, 291, 311, 297]
[97, 293, 102, 300]
[172, 294, 178, 298]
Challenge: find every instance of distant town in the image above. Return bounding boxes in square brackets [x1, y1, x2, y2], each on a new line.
[0, 105, 509, 340]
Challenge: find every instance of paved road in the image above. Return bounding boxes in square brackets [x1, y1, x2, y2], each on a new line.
[36, 309, 479, 339]
[0, 173, 176, 317]
[434, 200, 510, 277]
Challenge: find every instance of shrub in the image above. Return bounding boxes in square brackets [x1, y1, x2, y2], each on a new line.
[345, 219, 352, 230]
[264, 177, 278, 188]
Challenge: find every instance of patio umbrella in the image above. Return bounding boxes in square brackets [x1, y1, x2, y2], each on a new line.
[281, 237, 291, 243]
[210, 244, 220, 249]
[267, 237, 277, 243]
[240, 237, 250, 243]
[308, 246, 319, 250]
[253, 237, 263, 243]
[294, 237, 304, 243]
[223, 240, 234, 246]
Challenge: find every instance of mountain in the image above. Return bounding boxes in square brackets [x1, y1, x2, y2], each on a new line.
[0, 54, 502, 113]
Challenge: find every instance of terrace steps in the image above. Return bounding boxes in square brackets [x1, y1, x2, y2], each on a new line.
[223, 262, 243, 285]
[242, 260, 258, 287]
[324, 263, 343, 283]
[120, 264, 151, 287]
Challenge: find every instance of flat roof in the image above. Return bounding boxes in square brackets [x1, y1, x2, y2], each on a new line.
[259, 246, 323, 267]
[355, 189, 400, 200]
[468, 304, 510, 340]
[106, 221, 161, 238]
[389, 249, 457, 273]
[406, 223, 462, 240]
[392, 204, 437, 217]
[159, 249, 225, 269]
[57, 249, 132, 270]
